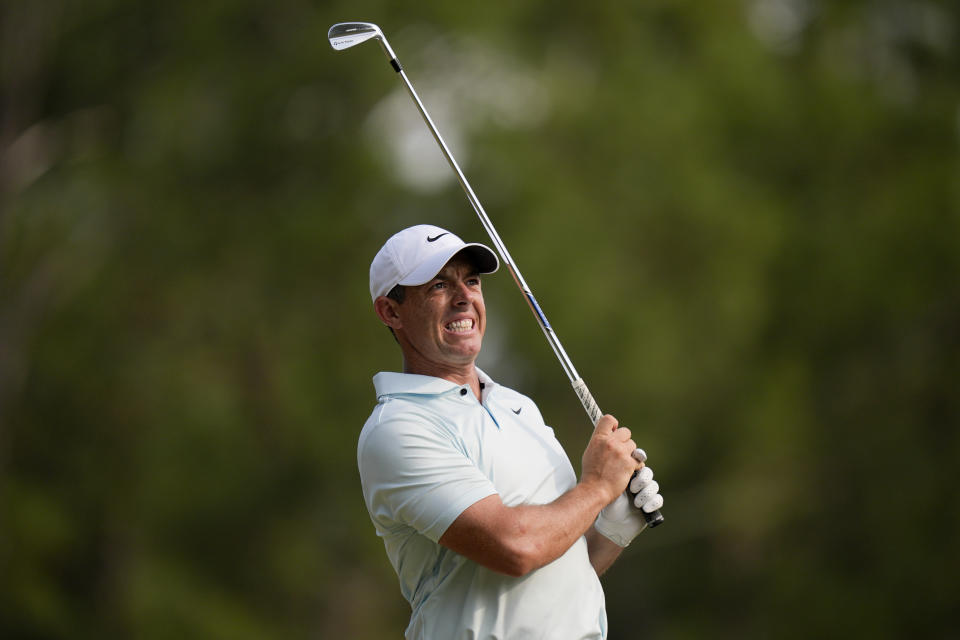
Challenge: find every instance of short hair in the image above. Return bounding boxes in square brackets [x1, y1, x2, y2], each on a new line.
[385, 285, 405, 342]
[386, 284, 406, 304]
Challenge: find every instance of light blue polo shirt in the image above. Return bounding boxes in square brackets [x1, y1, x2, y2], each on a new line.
[358, 367, 607, 640]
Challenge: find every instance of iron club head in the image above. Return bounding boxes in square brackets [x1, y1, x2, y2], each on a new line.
[328, 22, 398, 63]
[327, 22, 381, 50]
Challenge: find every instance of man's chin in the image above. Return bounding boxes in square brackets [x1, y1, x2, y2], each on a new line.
[443, 339, 482, 362]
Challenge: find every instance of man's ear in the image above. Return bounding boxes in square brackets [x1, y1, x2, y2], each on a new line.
[374, 296, 402, 331]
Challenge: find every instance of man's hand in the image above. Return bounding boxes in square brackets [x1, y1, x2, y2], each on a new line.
[594, 465, 664, 547]
[580, 415, 640, 506]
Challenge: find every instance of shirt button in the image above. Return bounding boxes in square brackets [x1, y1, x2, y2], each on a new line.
[460, 388, 468, 396]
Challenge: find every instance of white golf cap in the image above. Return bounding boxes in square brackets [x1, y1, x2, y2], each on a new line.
[370, 224, 499, 301]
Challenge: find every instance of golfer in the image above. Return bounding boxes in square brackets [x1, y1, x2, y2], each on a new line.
[359, 224, 663, 639]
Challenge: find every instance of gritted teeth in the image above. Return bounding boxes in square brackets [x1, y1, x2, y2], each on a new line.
[445, 319, 474, 332]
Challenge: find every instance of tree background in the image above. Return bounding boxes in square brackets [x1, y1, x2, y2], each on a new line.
[2, 0, 958, 637]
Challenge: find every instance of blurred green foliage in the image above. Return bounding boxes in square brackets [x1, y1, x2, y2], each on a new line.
[2, 0, 958, 638]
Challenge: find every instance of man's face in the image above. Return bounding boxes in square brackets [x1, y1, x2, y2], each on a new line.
[392, 254, 486, 373]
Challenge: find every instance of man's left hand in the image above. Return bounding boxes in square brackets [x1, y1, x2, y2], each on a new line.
[593, 466, 664, 547]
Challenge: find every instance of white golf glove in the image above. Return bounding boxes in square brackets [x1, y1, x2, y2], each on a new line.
[594, 466, 664, 547]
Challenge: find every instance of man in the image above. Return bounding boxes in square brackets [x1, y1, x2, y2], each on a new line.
[359, 224, 663, 639]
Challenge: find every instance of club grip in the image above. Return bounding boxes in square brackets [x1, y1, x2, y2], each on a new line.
[571, 378, 603, 426]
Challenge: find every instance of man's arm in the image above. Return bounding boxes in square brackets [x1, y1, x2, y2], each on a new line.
[438, 415, 638, 577]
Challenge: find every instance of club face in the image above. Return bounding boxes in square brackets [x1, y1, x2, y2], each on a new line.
[328, 22, 382, 51]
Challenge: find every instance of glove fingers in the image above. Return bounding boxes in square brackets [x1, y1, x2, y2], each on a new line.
[641, 493, 664, 513]
[632, 480, 660, 508]
[629, 466, 654, 493]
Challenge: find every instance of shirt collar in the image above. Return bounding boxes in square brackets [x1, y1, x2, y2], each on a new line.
[373, 367, 496, 399]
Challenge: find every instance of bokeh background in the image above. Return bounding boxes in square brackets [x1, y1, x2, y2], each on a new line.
[2, 1, 958, 638]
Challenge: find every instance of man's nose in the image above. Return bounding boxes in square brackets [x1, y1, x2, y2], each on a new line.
[452, 282, 473, 304]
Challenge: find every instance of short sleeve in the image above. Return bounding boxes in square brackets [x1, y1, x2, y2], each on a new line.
[359, 411, 498, 543]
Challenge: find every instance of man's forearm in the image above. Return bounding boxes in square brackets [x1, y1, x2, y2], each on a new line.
[439, 479, 612, 577]
[507, 480, 612, 571]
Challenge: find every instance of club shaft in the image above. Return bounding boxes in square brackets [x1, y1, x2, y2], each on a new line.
[395, 71, 594, 405]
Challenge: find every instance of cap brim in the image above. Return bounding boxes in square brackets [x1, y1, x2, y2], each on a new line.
[398, 243, 499, 287]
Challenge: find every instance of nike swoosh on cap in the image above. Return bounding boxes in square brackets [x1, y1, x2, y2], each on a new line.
[427, 233, 449, 242]
[512, 408, 522, 415]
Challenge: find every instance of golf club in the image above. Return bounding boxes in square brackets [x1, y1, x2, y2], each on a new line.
[329, 21, 663, 527]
